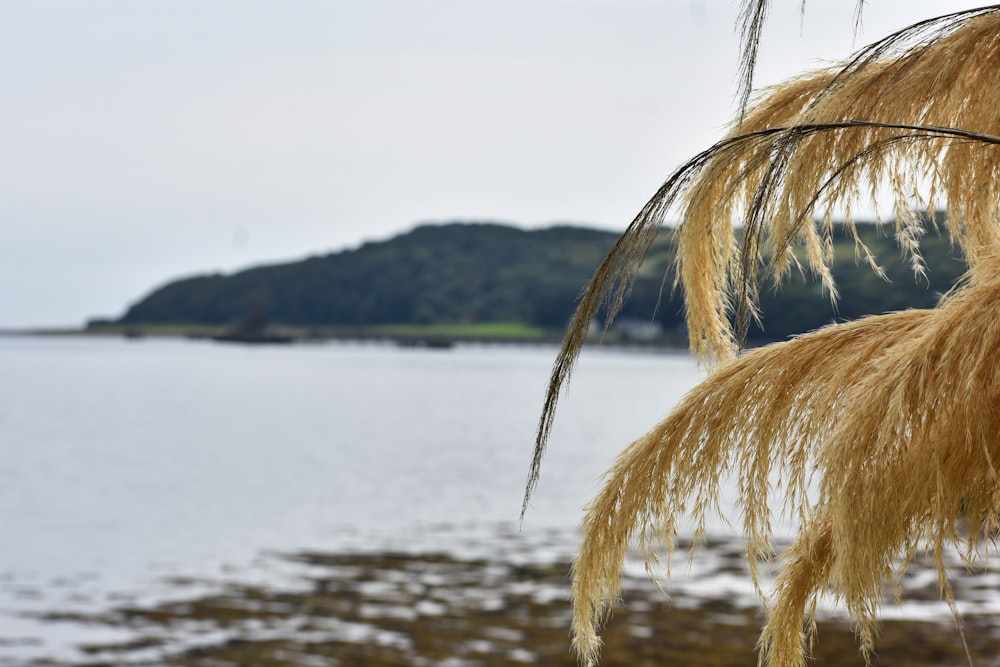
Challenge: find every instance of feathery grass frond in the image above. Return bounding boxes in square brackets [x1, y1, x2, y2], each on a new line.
[735, 1, 869, 121]
[736, 0, 770, 122]
[526, 5, 1000, 665]
[523, 7, 1000, 519]
[572, 256, 1000, 666]
[697, 3, 1000, 358]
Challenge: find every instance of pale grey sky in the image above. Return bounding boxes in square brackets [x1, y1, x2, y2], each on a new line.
[0, 0, 964, 327]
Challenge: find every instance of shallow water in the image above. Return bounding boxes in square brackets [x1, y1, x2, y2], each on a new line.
[0, 335, 706, 662]
[4, 336, 1000, 665]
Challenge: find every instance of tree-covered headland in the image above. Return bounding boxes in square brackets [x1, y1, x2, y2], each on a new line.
[114, 218, 965, 344]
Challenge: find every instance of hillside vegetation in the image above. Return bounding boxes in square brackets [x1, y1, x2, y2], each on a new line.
[117, 220, 967, 343]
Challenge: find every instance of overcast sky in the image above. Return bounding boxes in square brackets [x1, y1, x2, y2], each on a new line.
[0, 0, 964, 327]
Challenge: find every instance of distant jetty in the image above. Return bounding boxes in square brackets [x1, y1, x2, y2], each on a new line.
[395, 336, 455, 350]
[211, 331, 295, 345]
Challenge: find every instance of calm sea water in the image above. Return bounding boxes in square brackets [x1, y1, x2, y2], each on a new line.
[0, 335, 705, 661]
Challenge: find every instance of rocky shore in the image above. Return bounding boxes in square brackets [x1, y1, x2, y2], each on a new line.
[9, 542, 1000, 667]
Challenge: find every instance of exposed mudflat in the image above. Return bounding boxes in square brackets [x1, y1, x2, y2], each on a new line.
[10, 544, 1000, 667]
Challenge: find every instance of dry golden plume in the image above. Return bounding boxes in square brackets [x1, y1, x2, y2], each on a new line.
[524, 4, 1000, 665]
[525, 5, 1000, 518]
[572, 263, 1000, 666]
[735, 1, 871, 121]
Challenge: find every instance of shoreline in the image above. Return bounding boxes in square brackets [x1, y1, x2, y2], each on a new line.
[0, 326, 701, 354]
[7, 542, 1000, 667]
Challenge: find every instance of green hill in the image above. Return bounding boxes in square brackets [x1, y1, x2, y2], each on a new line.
[116, 220, 967, 343]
